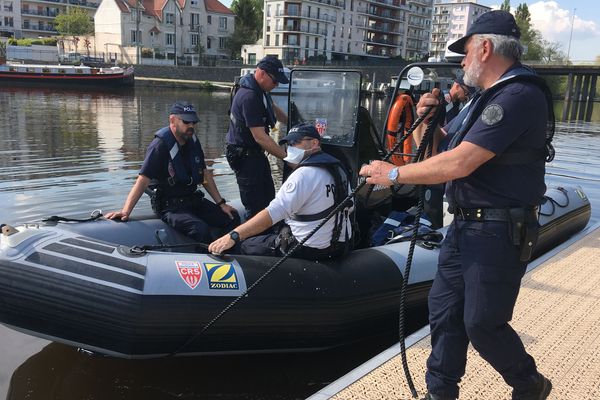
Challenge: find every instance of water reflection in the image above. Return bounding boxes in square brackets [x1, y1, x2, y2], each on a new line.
[1, 86, 600, 400]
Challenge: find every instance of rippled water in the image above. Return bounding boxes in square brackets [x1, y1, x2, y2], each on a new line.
[1, 86, 599, 400]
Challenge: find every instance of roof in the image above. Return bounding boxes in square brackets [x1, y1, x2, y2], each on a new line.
[204, 0, 234, 15]
[113, 0, 186, 20]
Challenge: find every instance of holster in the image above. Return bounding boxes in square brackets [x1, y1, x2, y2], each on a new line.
[508, 207, 540, 262]
[149, 188, 164, 216]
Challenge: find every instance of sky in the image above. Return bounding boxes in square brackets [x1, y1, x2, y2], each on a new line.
[479, 1, 600, 61]
[218, 0, 600, 62]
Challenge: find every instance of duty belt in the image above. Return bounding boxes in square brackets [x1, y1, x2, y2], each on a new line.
[453, 207, 511, 222]
[163, 194, 198, 208]
[226, 144, 264, 157]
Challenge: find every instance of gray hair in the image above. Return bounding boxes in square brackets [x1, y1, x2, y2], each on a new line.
[472, 34, 524, 61]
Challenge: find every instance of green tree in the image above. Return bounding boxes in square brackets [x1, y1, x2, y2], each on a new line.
[54, 7, 94, 37]
[0, 40, 6, 64]
[227, 0, 262, 59]
[500, 0, 511, 12]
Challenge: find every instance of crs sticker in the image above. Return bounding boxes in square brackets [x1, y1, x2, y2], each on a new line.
[315, 118, 327, 136]
[176, 261, 203, 289]
[204, 263, 239, 290]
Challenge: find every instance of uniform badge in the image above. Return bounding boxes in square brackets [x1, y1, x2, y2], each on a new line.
[168, 161, 175, 177]
[481, 104, 504, 126]
[284, 181, 296, 193]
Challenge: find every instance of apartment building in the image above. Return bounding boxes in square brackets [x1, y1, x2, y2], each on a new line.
[0, 0, 20, 38]
[429, 0, 489, 61]
[94, 0, 234, 63]
[251, 0, 432, 64]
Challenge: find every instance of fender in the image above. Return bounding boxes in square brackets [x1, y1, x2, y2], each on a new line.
[385, 94, 415, 166]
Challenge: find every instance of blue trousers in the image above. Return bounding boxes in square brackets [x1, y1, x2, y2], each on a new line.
[425, 220, 539, 398]
[161, 197, 240, 245]
[232, 155, 275, 220]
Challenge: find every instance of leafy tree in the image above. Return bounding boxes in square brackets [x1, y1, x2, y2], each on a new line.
[227, 0, 262, 58]
[500, 0, 511, 12]
[0, 40, 6, 63]
[54, 7, 94, 37]
[226, 25, 256, 59]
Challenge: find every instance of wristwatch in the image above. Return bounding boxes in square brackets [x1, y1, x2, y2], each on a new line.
[387, 167, 399, 185]
[216, 198, 227, 206]
[229, 230, 241, 243]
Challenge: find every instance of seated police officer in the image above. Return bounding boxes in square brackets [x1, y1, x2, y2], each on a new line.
[444, 74, 476, 124]
[209, 123, 353, 261]
[105, 101, 240, 244]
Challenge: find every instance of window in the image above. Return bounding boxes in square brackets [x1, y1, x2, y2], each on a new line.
[207, 15, 211, 24]
[165, 12, 174, 25]
[190, 13, 200, 28]
[219, 16, 227, 30]
[207, 37, 211, 49]
[4, 16, 13, 27]
[219, 37, 227, 49]
[190, 33, 198, 46]
[287, 4, 298, 16]
[166, 33, 174, 46]
[265, 34, 270, 46]
[314, 37, 318, 49]
[130, 9, 138, 21]
[131, 29, 142, 44]
[275, 34, 279, 46]
[287, 34, 298, 45]
[267, 5, 271, 16]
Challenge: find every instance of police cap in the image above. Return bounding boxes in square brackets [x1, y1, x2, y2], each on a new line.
[448, 10, 521, 54]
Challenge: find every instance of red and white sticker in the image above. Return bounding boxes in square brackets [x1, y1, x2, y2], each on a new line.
[176, 261, 203, 289]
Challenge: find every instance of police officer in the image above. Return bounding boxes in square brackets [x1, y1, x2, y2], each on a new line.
[444, 74, 475, 124]
[105, 101, 240, 245]
[226, 56, 289, 219]
[360, 10, 553, 400]
[210, 123, 353, 261]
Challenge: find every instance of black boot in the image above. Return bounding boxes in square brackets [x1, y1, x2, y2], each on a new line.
[513, 373, 552, 400]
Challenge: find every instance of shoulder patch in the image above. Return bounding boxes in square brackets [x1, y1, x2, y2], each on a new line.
[481, 104, 504, 126]
[283, 181, 296, 193]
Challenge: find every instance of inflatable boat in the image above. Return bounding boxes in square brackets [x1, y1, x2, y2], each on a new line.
[0, 67, 592, 358]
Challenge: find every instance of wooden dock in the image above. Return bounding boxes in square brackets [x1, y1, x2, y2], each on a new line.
[309, 222, 600, 400]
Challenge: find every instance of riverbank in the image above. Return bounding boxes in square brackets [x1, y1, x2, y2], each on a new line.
[134, 76, 233, 91]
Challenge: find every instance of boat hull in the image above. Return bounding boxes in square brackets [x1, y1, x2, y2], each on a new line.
[0, 67, 134, 87]
[0, 186, 591, 358]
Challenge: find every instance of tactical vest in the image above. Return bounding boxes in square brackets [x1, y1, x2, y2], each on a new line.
[154, 127, 204, 189]
[228, 74, 276, 147]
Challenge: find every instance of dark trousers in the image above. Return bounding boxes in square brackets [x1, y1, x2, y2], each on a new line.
[230, 154, 275, 220]
[239, 233, 341, 261]
[425, 220, 539, 399]
[160, 197, 240, 245]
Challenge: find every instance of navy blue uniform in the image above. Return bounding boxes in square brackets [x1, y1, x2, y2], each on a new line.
[426, 65, 548, 399]
[226, 74, 276, 219]
[141, 130, 239, 244]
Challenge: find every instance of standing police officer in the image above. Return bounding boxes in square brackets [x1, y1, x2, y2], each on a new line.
[210, 123, 353, 261]
[360, 10, 553, 400]
[226, 56, 289, 219]
[105, 102, 239, 245]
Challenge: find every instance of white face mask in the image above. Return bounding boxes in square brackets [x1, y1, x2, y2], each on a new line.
[283, 145, 306, 165]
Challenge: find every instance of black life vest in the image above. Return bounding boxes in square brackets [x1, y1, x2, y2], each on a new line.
[445, 65, 555, 164]
[229, 73, 277, 132]
[154, 126, 204, 188]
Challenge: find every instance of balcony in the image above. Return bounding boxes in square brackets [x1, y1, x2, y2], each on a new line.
[369, 0, 406, 10]
[22, 0, 99, 8]
[304, 0, 344, 8]
[363, 37, 399, 47]
[21, 9, 59, 17]
[21, 23, 57, 33]
[275, 9, 300, 17]
[300, 11, 337, 23]
[274, 25, 327, 36]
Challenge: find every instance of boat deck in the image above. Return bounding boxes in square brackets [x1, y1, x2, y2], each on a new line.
[310, 222, 600, 400]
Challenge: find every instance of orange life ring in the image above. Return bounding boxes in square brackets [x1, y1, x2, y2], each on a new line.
[386, 94, 415, 166]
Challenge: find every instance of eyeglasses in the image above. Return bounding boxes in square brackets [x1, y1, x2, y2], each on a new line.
[266, 72, 279, 85]
[180, 118, 197, 126]
[288, 137, 314, 146]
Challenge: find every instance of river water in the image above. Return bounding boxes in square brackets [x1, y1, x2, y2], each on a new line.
[0, 86, 599, 400]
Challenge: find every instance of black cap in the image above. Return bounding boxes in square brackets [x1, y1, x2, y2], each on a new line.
[257, 56, 289, 84]
[169, 101, 199, 123]
[278, 123, 321, 145]
[448, 10, 521, 54]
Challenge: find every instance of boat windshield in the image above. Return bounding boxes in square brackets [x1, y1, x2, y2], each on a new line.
[288, 69, 361, 148]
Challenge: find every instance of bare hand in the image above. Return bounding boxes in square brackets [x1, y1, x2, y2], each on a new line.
[208, 234, 235, 255]
[220, 203, 238, 219]
[358, 160, 397, 186]
[416, 88, 441, 121]
[104, 210, 130, 221]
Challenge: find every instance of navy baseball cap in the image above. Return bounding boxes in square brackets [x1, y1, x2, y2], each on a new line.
[278, 123, 321, 145]
[170, 101, 199, 123]
[257, 56, 289, 84]
[448, 10, 521, 54]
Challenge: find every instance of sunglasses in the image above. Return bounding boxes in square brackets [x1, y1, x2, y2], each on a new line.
[180, 118, 198, 126]
[266, 72, 279, 85]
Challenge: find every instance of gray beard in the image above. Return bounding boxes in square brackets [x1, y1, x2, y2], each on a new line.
[463, 58, 482, 88]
